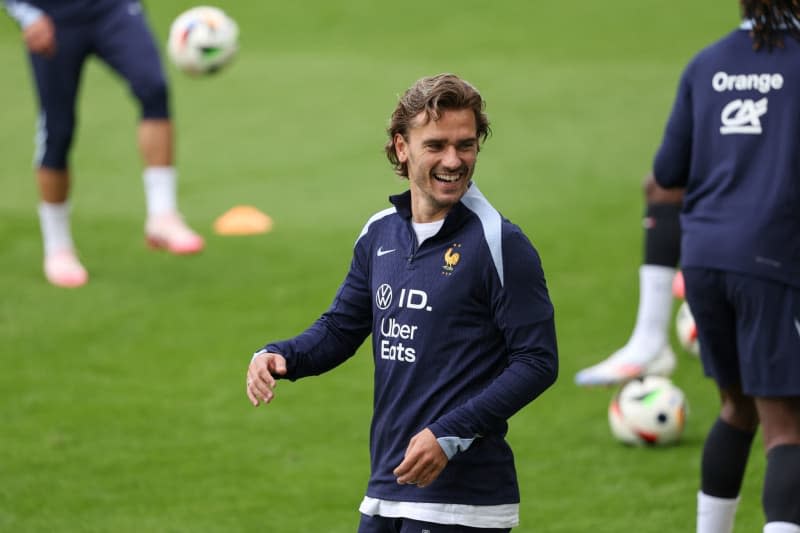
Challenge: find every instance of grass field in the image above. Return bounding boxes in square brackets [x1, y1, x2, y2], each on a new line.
[0, 1, 768, 531]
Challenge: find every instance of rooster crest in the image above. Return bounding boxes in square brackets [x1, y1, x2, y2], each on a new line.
[443, 246, 461, 272]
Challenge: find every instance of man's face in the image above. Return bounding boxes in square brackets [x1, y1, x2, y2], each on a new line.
[394, 108, 479, 222]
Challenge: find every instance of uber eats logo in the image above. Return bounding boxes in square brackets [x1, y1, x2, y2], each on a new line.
[375, 283, 432, 363]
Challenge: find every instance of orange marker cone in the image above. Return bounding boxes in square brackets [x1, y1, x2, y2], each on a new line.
[214, 205, 273, 236]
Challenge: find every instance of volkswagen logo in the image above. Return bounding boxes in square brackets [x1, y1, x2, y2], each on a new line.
[375, 283, 393, 310]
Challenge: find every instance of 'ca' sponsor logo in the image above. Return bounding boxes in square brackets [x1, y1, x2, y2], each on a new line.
[720, 98, 767, 135]
[376, 283, 393, 310]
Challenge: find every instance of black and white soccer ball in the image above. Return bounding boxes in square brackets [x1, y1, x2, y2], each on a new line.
[608, 376, 687, 446]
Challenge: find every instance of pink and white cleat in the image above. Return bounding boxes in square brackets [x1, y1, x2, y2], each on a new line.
[145, 212, 205, 255]
[574, 344, 677, 387]
[44, 249, 89, 288]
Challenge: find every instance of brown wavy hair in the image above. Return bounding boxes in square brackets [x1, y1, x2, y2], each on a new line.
[741, 0, 800, 49]
[385, 73, 491, 178]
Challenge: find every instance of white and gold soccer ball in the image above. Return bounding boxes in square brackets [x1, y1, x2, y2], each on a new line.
[608, 376, 687, 446]
[675, 300, 700, 357]
[167, 6, 239, 76]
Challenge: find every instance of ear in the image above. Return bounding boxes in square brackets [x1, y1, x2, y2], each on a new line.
[394, 133, 409, 162]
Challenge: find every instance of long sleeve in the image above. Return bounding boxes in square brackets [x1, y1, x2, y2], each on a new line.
[4, 0, 44, 28]
[428, 228, 558, 448]
[264, 239, 373, 379]
[654, 66, 694, 189]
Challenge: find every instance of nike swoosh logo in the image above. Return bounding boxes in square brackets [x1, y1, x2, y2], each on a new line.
[377, 247, 396, 257]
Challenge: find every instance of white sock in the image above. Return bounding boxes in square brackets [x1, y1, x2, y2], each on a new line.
[38, 201, 75, 256]
[765, 523, 800, 533]
[143, 166, 177, 218]
[697, 492, 739, 533]
[625, 264, 676, 356]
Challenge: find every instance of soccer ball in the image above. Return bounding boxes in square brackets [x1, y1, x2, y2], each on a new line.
[167, 6, 239, 76]
[608, 376, 687, 446]
[675, 300, 700, 356]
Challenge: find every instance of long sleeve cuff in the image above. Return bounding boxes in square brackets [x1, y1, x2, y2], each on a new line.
[5, 1, 44, 28]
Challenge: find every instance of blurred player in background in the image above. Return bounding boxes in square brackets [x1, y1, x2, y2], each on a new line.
[246, 73, 558, 531]
[4, 0, 204, 288]
[574, 176, 683, 386]
[654, 1, 800, 532]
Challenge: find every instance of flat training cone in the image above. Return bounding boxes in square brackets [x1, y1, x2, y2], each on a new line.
[214, 205, 273, 236]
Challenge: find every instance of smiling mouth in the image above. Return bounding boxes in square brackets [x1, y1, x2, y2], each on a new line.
[434, 173, 462, 183]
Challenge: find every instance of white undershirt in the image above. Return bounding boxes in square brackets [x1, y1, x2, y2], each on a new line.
[412, 219, 444, 245]
[359, 497, 519, 528]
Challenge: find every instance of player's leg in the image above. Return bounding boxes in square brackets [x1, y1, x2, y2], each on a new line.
[29, 26, 91, 287]
[681, 267, 757, 533]
[697, 386, 758, 533]
[724, 273, 800, 533]
[757, 398, 800, 533]
[92, 3, 204, 254]
[742, 278, 800, 533]
[575, 174, 683, 386]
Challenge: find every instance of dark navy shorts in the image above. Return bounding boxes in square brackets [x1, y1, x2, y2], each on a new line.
[683, 267, 800, 396]
[358, 514, 511, 533]
[28, 1, 168, 168]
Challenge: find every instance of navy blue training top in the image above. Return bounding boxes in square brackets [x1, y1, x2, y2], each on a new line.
[654, 24, 800, 287]
[263, 183, 558, 506]
[4, 0, 128, 26]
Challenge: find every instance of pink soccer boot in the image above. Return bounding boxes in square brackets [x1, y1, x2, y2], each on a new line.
[44, 249, 89, 288]
[145, 212, 205, 255]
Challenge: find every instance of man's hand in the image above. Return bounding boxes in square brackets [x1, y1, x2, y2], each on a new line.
[24, 15, 56, 57]
[246, 352, 287, 407]
[393, 428, 448, 488]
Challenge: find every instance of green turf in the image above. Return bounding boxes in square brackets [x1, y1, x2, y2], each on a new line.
[0, 1, 767, 531]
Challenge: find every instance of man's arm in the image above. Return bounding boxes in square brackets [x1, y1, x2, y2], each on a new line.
[393, 228, 558, 486]
[654, 68, 693, 189]
[428, 228, 558, 449]
[245, 239, 373, 404]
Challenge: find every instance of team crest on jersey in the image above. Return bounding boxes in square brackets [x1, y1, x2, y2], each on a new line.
[441, 243, 462, 276]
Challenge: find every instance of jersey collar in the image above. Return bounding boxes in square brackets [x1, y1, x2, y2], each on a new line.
[388, 183, 476, 236]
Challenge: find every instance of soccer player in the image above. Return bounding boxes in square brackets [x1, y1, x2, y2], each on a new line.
[653, 2, 800, 532]
[574, 176, 682, 386]
[4, 0, 204, 288]
[246, 73, 558, 531]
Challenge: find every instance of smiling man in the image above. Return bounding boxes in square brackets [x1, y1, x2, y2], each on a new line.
[246, 73, 558, 532]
